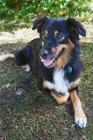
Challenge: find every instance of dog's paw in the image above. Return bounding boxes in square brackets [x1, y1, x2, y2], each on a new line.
[25, 65, 31, 73]
[0, 56, 4, 62]
[75, 113, 87, 128]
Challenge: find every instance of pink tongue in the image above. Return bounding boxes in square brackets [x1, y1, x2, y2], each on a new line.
[43, 58, 54, 67]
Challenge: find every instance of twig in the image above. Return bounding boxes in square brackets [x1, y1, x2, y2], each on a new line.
[75, 130, 87, 140]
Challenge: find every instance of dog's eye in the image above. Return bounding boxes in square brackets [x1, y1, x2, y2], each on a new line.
[57, 33, 63, 39]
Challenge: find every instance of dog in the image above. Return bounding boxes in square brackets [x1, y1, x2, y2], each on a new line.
[0, 16, 87, 128]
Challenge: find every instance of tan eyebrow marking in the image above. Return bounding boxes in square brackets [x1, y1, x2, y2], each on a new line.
[54, 30, 58, 35]
[54, 39, 74, 68]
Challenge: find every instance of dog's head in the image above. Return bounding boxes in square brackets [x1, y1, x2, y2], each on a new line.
[32, 16, 86, 68]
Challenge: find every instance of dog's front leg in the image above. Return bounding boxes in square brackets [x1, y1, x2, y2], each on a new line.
[51, 91, 69, 105]
[70, 89, 87, 128]
[0, 53, 14, 61]
[43, 80, 69, 104]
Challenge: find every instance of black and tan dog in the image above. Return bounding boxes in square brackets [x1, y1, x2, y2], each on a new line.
[0, 16, 87, 128]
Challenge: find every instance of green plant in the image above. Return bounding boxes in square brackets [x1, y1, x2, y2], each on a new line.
[0, 0, 93, 22]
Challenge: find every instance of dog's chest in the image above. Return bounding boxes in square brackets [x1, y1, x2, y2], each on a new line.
[46, 69, 71, 94]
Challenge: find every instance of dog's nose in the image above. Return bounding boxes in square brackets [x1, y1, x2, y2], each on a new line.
[40, 50, 49, 59]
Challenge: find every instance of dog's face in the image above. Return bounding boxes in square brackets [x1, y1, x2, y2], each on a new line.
[32, 16, 86, 68]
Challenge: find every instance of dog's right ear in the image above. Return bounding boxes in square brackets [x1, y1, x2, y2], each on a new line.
[32, 16, 48, 33]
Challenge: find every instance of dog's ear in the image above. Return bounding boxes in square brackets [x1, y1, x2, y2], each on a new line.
[32, 16, 48, 33]
[66, 18, 86, 37]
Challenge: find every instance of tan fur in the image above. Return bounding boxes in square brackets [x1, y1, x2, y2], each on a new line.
[15, 64, 29, 69]
[51, 91, 69, 104]
[71, 78, 80, 89]
[0, 53, 14, 61]
[42, 30, 48, 41]
[54, 30, 58, 35]
[0, 53, 29, 69]
[43, 80, 69, 104]
[42, 41, 44, 47]
[43, 80, 47, 89]
[51, 44, 67, 54]
[70, 90, 87, 123]
[54, 40, 74, 68]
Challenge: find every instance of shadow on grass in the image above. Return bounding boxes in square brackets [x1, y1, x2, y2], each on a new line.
[0, 19, 33, 32]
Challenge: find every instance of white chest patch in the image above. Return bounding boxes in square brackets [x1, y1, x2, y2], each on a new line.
[45, 69, 71, 94]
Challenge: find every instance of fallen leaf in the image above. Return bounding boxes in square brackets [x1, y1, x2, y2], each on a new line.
[15, 89, 24, 95]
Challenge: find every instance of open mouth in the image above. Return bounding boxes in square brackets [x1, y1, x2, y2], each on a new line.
[40, 48, 65, 68]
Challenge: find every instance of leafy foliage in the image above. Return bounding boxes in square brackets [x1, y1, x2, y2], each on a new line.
[0, 0, 93, 22]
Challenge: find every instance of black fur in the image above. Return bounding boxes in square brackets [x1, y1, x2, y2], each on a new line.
[12, 38, 41, 70]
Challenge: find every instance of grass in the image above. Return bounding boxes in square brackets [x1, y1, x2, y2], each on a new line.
[0, 22, 93, 140]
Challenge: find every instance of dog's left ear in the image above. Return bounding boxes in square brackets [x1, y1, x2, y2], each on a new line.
[32, 16, 48, 33]
[66, 18, 86, 37]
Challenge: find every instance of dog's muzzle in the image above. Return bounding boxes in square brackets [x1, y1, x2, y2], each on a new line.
[40, 48, 65, 68]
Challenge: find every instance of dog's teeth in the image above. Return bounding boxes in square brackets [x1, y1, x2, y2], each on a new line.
[41, 59, 44, 62]
[40, 56, 44, 62]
